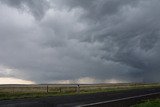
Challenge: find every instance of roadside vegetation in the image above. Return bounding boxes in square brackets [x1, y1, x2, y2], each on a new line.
[0, 83, 160, 100]
[131, 99, 160, 107]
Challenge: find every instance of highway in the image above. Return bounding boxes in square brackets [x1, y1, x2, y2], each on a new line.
[78, 91, 160, 107]
[0, 87, 160, 107]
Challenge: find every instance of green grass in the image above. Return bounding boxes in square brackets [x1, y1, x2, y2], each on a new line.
[0, 83, 160, 100]
[131, 99, 160, 107]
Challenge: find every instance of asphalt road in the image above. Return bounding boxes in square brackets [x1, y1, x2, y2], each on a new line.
[0, 87, 160, 107]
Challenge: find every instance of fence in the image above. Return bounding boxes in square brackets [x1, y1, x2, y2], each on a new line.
[0, 83, 159, 94]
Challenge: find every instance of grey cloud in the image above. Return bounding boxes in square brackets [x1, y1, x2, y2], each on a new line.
[0, 0, 50, 20]
[52, 0, 139, 22]
[92, 0, 160, 82]
[0, 0, 160, 83]
[60, 0, 160, 82]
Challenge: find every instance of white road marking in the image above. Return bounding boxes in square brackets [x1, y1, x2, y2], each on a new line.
[77, 92, 160, 107]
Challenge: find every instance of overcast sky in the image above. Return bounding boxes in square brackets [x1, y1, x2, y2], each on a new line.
[0, 0, 160, 84]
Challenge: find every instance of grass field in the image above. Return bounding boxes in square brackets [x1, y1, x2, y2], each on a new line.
[0, 83, 160, 100]
[131, 99, 160, 107]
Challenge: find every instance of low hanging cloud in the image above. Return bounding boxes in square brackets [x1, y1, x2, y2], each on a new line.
[0, 0, 160, 83]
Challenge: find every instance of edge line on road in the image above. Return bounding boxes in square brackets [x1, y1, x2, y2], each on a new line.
[77, 92, 160, 107]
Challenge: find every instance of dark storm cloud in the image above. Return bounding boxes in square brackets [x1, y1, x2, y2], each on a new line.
[0, 0, 160, 83]
[52, 0, 139, 23]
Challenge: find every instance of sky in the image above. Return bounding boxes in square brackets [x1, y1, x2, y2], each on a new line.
[0, 0, 160, 84]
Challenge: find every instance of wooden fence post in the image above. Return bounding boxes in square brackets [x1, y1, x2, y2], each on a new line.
[47, 85, 49, 93]
[77, 84, 80, 93]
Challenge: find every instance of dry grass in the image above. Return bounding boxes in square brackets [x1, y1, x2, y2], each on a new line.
[0, 83, 159, 100]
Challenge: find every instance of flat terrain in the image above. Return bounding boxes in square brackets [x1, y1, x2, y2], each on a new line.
[0, 83, 160, 100]
[0, 83, 160, 107]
